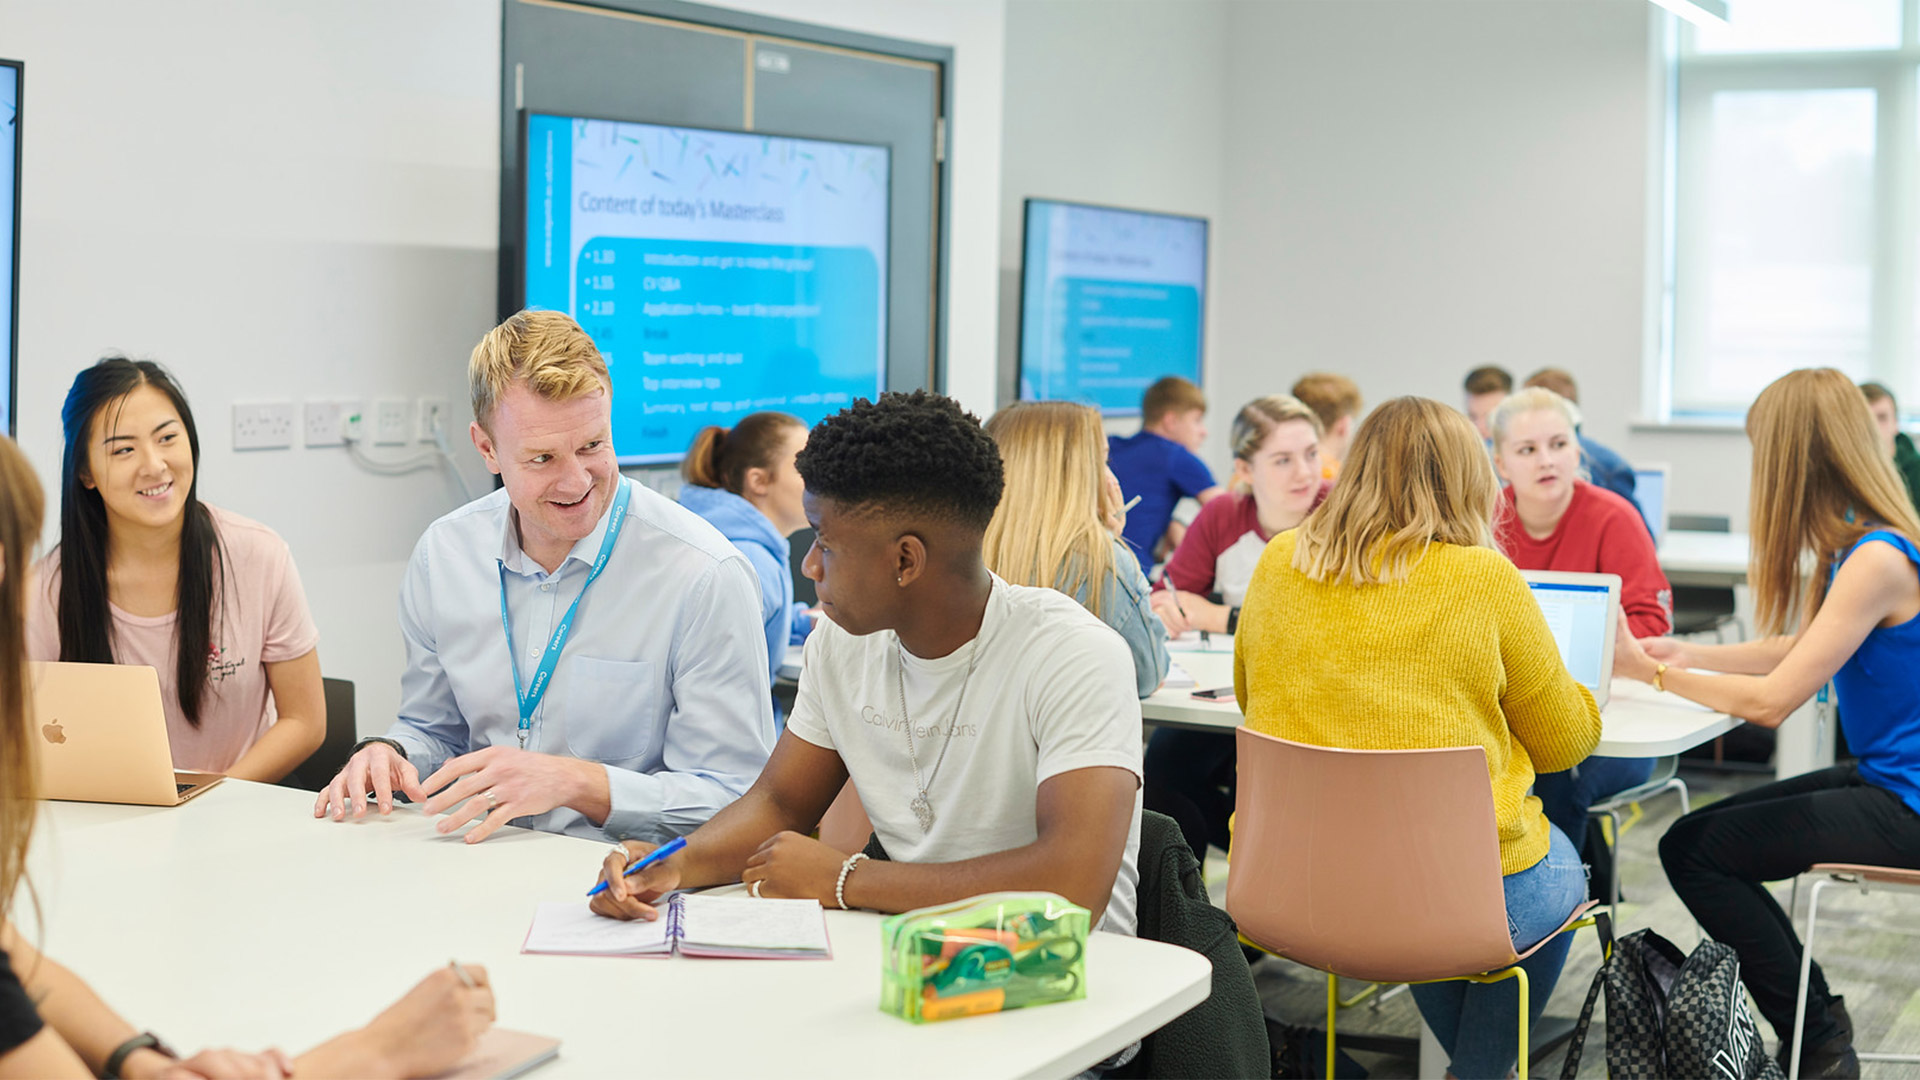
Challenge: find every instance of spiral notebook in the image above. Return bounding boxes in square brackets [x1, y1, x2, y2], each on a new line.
[522, 894, 831, 959]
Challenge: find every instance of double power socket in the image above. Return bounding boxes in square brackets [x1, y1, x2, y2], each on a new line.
[232, 398, 452, 451]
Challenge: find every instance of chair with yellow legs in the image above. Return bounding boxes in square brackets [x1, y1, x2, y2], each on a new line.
[1227, 728, 1600, 1080]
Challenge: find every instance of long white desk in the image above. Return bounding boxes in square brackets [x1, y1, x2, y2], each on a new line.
[25, 783, 1210, 1080]
[1147, 641, 1741, 757]
[1657, 529, 1750, 586]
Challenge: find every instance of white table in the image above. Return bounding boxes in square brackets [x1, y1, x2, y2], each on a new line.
[1657, 529, 1750, 586]
[25, 783, 1211, 1080]
[1147, 644, 1741, 758]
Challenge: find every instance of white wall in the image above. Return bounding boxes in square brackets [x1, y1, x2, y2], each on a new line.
[1213, 0, 1750, 526]
[6, 0, 501, 736]
[5, 0, 1007, 736]
[999, 0, 1753, 526]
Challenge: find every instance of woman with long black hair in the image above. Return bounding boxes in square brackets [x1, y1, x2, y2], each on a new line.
[27, 358, 324, 781]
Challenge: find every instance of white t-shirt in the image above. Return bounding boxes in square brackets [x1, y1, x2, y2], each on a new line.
[786, 575, 1144, 935]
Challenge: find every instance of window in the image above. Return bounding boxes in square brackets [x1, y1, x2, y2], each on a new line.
[1664, 0, 1915, 417]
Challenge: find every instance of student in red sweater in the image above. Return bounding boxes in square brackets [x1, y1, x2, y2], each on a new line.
[1492, 386, 1673, 898]
[1145, 395, 1330, 859]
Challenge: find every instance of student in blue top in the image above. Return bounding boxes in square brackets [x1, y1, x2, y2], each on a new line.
[982, 400, 1170, 697]
[1614, 368, 1920, 1080]
[1108, 376, 1224, 565]
[677, 413, 815, 727]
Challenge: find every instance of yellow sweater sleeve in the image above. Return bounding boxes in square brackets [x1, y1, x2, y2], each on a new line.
[1489, 557, 1603, 774]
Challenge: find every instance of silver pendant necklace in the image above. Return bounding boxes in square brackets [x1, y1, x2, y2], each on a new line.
[895, 634, 983, 833]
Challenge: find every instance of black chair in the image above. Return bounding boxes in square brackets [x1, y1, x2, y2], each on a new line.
[277, 677, 356, 791]
[1668, 513, 1739, 640]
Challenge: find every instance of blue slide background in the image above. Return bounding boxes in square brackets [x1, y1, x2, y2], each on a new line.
[523, 114, 889, 465]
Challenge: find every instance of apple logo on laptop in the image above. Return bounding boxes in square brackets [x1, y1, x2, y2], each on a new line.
[41, 720, 65, 745]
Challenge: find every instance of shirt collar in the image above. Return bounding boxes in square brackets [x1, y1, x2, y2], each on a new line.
[497, 479, 625, 580]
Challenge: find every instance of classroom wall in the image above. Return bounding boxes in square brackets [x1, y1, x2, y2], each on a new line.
[998, 0, 1753, 526]
[1208, 0, 1753, 527]
[5, 0, 1008, 736]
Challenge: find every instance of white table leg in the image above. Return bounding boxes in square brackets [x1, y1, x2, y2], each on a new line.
[1420, 1013, 1445, 1077]
[1774, 685, 1835, 781]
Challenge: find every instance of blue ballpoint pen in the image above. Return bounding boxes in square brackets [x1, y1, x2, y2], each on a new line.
[586, 834, 687, 898]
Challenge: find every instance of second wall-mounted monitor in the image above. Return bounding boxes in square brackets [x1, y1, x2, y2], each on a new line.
[522, 113, 891, 466]
[1018, 199, 1207, 416]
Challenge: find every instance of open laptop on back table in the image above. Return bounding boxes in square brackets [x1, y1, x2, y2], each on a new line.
[1520, 571, 1620, 710]
[31, 661, 223, 805]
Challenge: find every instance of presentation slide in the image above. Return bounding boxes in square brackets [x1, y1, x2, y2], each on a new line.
[2, 63, 17, 437]
[523, 114, 889, 465]
[1019, 199, 1207, 415]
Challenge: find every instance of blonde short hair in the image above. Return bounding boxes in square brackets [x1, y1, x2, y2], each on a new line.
[1293, 397, 1498, 586]
[1489, 386, 1582, 450]
[469, 311, 610, 430]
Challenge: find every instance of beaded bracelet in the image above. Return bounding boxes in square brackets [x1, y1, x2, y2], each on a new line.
[835, 852, 869, 910]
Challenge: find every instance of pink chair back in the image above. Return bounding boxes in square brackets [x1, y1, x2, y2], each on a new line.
[818, 780, 873, 856]
[1226, 727, 1523, 984]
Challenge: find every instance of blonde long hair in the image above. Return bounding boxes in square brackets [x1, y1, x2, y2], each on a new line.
[982, 402, 1118, 618]
[1293, 397, 1498, 585]
[1747, 368, 1920, 635]
[0, 436, 45, 922]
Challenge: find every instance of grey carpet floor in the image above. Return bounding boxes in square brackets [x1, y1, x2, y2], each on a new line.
[1204, 768, 1920, 1078]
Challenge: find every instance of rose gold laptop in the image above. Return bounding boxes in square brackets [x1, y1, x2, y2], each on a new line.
[29, 661, 223, 806]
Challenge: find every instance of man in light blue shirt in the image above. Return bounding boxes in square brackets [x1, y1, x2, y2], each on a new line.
[314, 311, 774, 843]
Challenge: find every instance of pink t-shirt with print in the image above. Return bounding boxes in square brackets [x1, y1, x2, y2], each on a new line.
[26, 505, 320, 774]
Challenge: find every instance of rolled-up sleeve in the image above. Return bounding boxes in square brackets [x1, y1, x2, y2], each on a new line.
[386, 537, 472, 780]
[601, 555, 775, 840]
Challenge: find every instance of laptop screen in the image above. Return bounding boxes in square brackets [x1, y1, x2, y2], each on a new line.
[1527, 581, 1612, 692]
[1635, 467, 1668, 548]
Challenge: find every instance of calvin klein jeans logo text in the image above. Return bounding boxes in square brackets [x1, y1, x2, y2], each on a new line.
[859, 705, 978, 740]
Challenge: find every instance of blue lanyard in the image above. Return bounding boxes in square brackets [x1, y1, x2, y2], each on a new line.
[498, 478, 633, 749]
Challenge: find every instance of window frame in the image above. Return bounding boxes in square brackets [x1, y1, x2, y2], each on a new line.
[1657, 0, 1920, 421]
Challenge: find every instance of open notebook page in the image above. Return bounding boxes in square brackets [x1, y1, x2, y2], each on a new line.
[678, 895, 829, 954]
[523, 901, 672, 956]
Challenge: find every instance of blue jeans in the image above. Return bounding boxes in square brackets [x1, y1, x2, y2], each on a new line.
[1532, 756, 1657, 846]
[1410, 824, 1586, 1080]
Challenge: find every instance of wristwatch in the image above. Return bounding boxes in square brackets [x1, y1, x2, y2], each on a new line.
[1653, 662, 1668, 693]
[1225, 606, 1241, 636]
[105, 1032, 176, 1079]
[352, 736, 408, 761]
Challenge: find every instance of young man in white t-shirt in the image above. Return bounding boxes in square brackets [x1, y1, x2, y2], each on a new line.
[588, 390, 1144, 932]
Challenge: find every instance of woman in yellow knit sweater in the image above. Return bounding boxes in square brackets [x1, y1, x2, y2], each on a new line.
[1234, 397, 1601, 1080]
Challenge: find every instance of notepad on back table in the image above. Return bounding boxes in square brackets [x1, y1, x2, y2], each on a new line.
[523, 894, 831, 959]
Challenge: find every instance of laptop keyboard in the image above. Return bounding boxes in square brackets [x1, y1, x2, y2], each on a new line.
[176, 783, 195, 795]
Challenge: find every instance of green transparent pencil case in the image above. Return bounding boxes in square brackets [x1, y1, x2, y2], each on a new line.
[880, 891, 1090, 1023]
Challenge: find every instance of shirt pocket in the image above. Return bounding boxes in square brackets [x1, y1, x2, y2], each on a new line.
[561, 657, 660, 762]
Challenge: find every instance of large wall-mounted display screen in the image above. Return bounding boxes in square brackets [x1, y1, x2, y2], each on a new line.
[1019, 199, 1208, 416]
[2, 61, 20, 437]
[522, 112, 890, 465]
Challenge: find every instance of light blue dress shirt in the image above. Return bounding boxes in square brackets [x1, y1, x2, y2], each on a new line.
[384, 479, 776, 843]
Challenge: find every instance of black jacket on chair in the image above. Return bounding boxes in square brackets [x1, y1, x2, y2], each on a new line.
[1113, 810, 1271, 1079]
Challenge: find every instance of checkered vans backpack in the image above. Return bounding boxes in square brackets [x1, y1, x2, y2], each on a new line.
[1561, 915, 1783, 1080]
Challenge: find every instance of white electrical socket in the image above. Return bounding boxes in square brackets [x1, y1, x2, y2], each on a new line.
[303, 401, 345, 447]
[372, 398, 412, 446]
[232, 402, 296, 451]
[416, 397, 450, 444]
